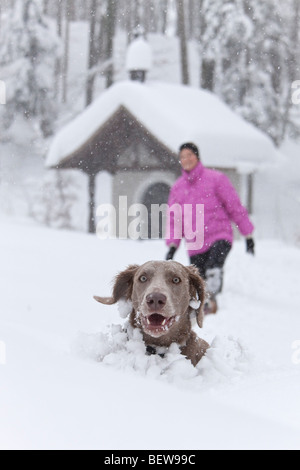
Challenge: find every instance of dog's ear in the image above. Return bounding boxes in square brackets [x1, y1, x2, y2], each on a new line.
[186, 265, 206, 328]
[94, 265, 139, 306]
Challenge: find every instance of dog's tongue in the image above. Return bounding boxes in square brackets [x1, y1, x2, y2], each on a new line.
[149, 314, 165, 326]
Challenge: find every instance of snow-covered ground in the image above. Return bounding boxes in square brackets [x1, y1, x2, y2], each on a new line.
[0, 217, 300, 450]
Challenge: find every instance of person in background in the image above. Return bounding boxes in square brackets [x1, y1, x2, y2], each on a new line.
[166, 143, 255, 315]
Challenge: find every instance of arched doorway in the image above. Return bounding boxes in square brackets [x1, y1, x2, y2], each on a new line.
[142, 182, 171, 239]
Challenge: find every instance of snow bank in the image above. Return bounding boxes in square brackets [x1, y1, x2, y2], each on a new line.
[73, 322, 252, 390]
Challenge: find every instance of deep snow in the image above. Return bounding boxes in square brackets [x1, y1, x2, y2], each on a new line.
[0, 217, 300, 450]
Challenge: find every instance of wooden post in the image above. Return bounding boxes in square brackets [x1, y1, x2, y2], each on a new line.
[88, 173, 96, 233]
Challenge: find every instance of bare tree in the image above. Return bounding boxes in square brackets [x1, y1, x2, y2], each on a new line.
[144, 0, 157, 34]
[54, 0, 63, 100]
[188, 0, 196, 39]
[160, 0, 169, 35]
[86, 0, 99, 106]
[279, 0, 300, 140]
[176, 0, 190, 85]
[24, 171, 77, 230]
[62, 0, 71, 103]
[292, 0, 300, 77]
[103, 0, 117, 88]
[199, 0, 216, 91]
[43, 0, 50, 15]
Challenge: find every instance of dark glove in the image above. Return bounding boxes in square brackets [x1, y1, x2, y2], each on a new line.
[166, 246, 177, 261]
[246, 237, 255, 255]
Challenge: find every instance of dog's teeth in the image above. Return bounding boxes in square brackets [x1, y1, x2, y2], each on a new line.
[162, 319, 167, 326]
[147, 318, 150, 325]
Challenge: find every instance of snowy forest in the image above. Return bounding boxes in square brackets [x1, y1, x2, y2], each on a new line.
[0, 0, 300, 144]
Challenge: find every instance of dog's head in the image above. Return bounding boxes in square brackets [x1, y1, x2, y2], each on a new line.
[94, 261, 205, 341]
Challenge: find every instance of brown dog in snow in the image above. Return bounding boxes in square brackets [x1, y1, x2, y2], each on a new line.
[94, 261, 209, 366]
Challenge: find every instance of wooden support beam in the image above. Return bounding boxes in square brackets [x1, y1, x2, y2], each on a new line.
[88, 173, 96, 234]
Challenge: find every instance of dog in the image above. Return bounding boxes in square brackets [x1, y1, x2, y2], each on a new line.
[94, 261, 210, 366]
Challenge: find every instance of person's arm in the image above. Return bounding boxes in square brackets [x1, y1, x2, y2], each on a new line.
[216, 173, 255, 253]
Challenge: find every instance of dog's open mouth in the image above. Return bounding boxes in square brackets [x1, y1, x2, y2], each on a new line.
[142, 313, 176, 335]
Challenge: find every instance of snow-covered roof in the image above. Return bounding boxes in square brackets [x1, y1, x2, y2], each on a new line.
[126, 37, 152, 71]
[46, 81, 277, 170]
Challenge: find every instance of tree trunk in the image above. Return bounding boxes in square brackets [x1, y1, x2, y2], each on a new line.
[86, 0, 98, 106]
[62, 0, 71, 104]
[176, 0, 190, 85]
[125, 0, 134, 42]
[201, 59, 215, 91]
[161, 0, 169, 35]
[188, 0, 195, 39]
[54, 0, 63, 100]
[279, 0, 300, 142]
[88, 173, 96, 234]
[68, 0, 76, 20]
[43, 0, 50, 15]
[134, 0, 142, 29]
[104, 0, 117, 88]
[292, 0, 300, 76]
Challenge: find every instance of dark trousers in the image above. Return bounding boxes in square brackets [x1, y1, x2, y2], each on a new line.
[190, 240, 232, 297]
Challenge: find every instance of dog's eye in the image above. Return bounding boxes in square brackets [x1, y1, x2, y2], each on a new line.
[173, 277, 181, 284]
[139, 275, 148, 283]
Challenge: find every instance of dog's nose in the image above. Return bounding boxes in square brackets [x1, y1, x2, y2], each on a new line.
[146, 293, 167, 312]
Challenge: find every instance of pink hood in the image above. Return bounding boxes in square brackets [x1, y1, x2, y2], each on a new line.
[166, 162, 254, 256]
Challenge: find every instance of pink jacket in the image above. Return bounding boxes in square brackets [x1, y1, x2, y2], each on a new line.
[166, 162, 254, 257]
